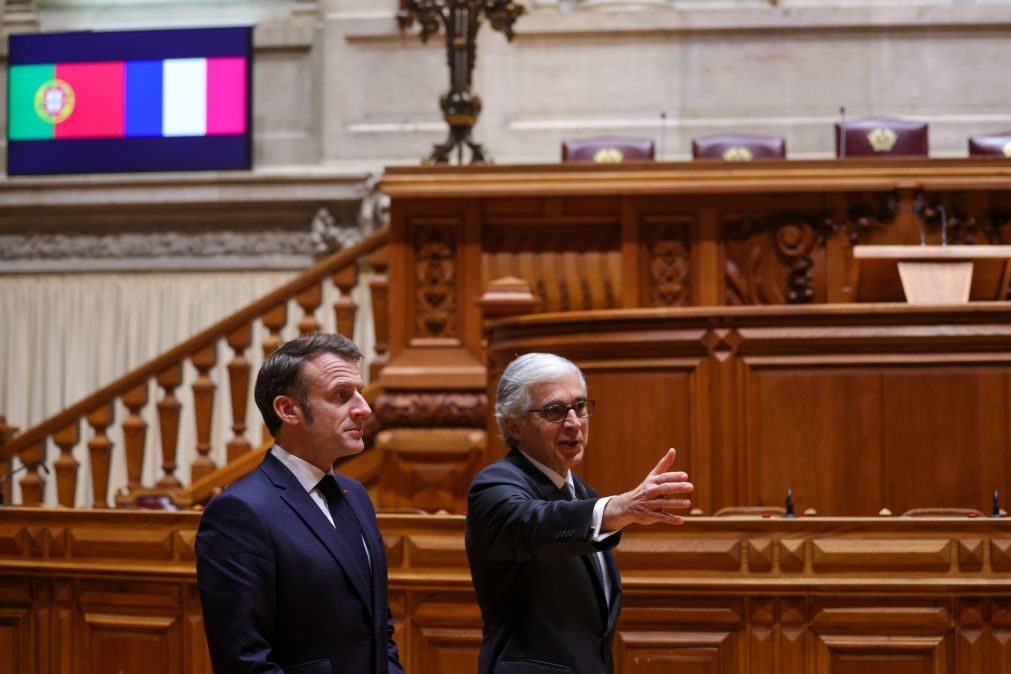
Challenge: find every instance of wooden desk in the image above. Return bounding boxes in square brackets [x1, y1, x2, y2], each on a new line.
[378, 158, 1011, 393]
[374, 160, 1011, 514]
[485, 303, 1011, 517]
[1, 508, 1009, 674]
[853, 244, 1011, 303]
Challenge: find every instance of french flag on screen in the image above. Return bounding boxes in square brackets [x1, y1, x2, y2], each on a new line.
[128, 57, 247, 137]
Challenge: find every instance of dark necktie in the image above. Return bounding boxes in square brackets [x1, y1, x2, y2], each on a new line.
[316, 474, 372, 588]
[564, 482, 608, 598]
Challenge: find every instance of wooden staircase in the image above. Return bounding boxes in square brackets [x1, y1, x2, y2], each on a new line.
[0, 227, 390, 509]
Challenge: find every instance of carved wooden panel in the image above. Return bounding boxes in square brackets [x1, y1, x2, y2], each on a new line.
[814, 634, 948, 674]
[483, 221, 623, 312]
[615, 629, 739, 674]
[744, 365, 883, 515]
[724, 212, 832, 305]
[414, 224, 459, 339]
[744, 363, 1011, 515]
[577, 361, 702, 507]
[81, 612, 178, 674]
[410, 590, 482, 674]
[0, 607, 31, 674]
[880, 369, 1010, 511]
[641, 215, 693, 308]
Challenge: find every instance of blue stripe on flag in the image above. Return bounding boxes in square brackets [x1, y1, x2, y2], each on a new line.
[125, 60, 163, 137]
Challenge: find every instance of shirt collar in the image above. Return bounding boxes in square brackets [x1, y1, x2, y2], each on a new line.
[271, 444, 328, 493]
[519, 450, 575, 493]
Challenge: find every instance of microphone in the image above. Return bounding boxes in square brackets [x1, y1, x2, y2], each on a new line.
[0, 461, 50, 506]
[938, 205, 948, 246]
[913, 198, 927, 246]
[838, 106, 847, 159]
[659, 111, 667, 160]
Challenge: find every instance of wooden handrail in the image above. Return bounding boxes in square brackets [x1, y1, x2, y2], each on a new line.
[2, 226, 390, 462]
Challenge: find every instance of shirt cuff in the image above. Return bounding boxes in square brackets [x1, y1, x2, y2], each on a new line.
[591, 496, 619, 541]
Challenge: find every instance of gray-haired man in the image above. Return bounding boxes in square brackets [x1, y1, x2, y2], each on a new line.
[465, 352, 694, 674]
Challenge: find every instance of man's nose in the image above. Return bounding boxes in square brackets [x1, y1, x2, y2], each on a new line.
[351, 392, 372, 418]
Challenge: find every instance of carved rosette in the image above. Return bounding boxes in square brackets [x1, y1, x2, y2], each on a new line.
[724, 213, 831, 305]
[372, 392, 487, 429]
[647, 222, 691, 307]
[415, 226, 457, 338]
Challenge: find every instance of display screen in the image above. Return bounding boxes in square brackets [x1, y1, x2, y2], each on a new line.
[7, 26, 252, 175]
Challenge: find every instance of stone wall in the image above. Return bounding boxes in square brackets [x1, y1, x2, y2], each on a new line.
[3, 0, 1010, 172]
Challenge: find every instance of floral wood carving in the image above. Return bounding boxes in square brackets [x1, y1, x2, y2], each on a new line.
[647, 222, 691, 307]
[373, 392, 487, 429]
[724, 213, 831, 305]
[913, 195, 1010, 245]
[415, 226, 457, 338]
[825, 193, 899, 245]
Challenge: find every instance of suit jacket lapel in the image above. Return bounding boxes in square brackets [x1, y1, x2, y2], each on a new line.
[505, 449, 570, 502]
[260, 454, 374, 617]
[513, 454, 614, 620]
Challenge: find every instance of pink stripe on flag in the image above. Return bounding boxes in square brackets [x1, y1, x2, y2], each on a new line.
[205, 57, 246, 135]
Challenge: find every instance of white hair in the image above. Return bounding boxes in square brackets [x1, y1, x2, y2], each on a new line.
[494, 353, 587, 450]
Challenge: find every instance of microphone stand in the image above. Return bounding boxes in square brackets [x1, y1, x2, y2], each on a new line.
[0, 461, 50, 506]
[659, 111, 667, 161]
[838, 106, 847, 159]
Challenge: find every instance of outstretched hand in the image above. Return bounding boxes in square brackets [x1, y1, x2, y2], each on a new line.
[601, 448, 693, 531]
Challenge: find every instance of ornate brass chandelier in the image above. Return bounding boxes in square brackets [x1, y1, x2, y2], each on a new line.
[398, 0, 525, 164]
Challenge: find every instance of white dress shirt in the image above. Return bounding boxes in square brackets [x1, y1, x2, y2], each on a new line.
[271, 444, 371, 567]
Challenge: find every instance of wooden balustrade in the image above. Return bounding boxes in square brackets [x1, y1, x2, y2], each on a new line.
[0, 227, 390, 508]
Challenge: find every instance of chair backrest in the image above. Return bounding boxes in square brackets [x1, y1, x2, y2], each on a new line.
[835, 117, 928, 157]
[561, 136, 655, 163]
[969, 132, 1011, 158]
[691, 134, 786, 161]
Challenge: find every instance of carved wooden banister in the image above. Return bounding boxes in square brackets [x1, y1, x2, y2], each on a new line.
[2, 226, 390, 507]
[174, 438, 383, 509]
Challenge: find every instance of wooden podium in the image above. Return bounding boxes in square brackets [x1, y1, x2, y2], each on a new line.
[852, 245, 1011, 304]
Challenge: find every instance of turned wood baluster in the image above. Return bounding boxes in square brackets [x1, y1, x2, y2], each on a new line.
[87, 403, 115, 508]
[121, 383, 148, 495]
[52, 421, 80, 507]
[261, 304, 288, 443]
[17, 441, 46, 506]
[226, 323, 253, 462]
[156, 364, 183, 488]
[190, 344, 218, 482]
[332, 264, 359, 338]
[262, 304, 287, 358]
[368, 247, 390, 382]
[296, 283, 323, 335]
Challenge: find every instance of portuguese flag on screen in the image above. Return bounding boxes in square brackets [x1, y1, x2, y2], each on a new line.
[9, 57, 247, 140]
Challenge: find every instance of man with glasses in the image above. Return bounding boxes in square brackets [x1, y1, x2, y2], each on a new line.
[466, 352, 694, 674]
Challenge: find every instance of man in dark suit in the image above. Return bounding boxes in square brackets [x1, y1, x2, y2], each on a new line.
[466, 352, 694, 674]
[196, 332, 404, 674]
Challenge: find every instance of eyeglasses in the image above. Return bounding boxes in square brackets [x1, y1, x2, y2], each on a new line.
[527, 400, 595, 423]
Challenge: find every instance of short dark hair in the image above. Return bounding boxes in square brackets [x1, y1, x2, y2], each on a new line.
[254, 332, 363, 435]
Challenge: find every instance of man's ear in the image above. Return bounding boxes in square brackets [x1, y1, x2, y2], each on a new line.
[503, 416, 522, 443]
[273, 394, 302, 427]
